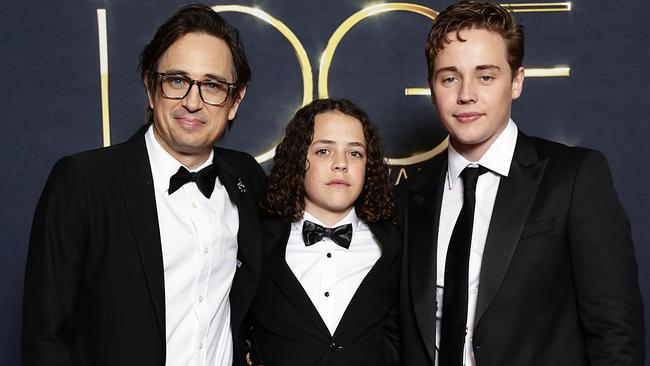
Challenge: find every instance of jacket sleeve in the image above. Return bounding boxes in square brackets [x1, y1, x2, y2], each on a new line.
[23, 157, 88, 366]
[569, 150, 645, 365]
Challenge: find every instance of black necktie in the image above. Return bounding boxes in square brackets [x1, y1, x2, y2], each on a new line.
[302, 220, 353, 249]
[439, 165, 488, 366]
[168, 164, 219, 198]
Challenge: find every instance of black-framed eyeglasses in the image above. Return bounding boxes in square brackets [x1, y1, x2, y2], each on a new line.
[155, 72, 237, 106]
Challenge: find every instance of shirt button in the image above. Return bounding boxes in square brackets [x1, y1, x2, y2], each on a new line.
[326, 253, 332, 258]
[324, 292, 330, 297]
[204, 247, 209, 254]
[198, 295, 203, 302]
[191, 202, 198, 209]
[199, 342, 204, 349]
[470, 287, 478, 294]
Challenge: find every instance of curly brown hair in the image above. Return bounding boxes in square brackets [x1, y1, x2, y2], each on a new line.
[425, 0, 524, 82]
[262, 98, 395, 223]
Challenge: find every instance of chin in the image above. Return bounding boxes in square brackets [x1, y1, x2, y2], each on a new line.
[326, 203, 355, 214]
[453, 132, 489, 145]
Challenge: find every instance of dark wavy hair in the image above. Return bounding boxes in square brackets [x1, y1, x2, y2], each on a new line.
[425, 0, 524, 81]
[139, 4, 251, 125]
[262, 98, 395, 223]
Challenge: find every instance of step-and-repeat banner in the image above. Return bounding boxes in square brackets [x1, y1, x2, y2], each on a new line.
[2, 1, 649, 363]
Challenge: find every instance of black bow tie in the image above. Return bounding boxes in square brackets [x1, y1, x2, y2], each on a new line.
[302, 220, 353, 249]
[168, 164, 219, 198]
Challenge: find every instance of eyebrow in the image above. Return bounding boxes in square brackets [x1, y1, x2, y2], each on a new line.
[312, 139, 366, 148]
[434, 66, 458, 77]
[475, 64, 501, 72]
[434, 64, 502, 76]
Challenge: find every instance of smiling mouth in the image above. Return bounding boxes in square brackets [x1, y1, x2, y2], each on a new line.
[175, 116, 205, 127]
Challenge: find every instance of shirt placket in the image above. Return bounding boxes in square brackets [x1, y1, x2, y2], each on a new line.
[187, 188, 212, 366]
[320, 240, 337, 332]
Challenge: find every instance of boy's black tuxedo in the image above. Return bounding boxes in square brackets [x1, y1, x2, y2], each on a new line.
[249, 216, 401, 366]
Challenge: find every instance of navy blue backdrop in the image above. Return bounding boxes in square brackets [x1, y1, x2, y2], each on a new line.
[2, 1, 649, 364]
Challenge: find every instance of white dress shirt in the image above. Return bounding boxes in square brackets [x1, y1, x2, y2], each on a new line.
[145, 126, 239, 366]
[285, 209, 382, 335]
[435, 120, 518, 366]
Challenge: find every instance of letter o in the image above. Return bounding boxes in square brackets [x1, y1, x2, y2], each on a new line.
[318, 3, 446, 166]
[213, 5, 314, 163]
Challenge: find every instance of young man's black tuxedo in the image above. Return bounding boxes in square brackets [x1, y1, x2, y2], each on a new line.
[22, 127, 265, 366]
[397, 132, 644, 366]
[249, 216, 401, 366]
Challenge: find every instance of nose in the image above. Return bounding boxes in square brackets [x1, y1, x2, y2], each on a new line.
[181, 83, 204, 112]
[332, 153, 348, 172]
[457, 79, 477, 104]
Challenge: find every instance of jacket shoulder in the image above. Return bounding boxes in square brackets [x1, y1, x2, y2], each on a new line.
[527, 135, 603, 162]
[394, 152, 446, 198]
[49, 140, 130, 181]
[523, 135, 613, 177]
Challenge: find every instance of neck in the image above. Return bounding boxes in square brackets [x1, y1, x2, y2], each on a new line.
[304, 206, 353, 227]
[172, 151, 211, 170]
[452, 121, 509, 162]
[452, 141, 490, 162]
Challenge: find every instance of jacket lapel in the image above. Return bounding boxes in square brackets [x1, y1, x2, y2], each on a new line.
[214, 150, 263, 331]
[407, 158, 447, 364]
[264, 217, 331, 336]
[333, 220, 400, 337]
[120, 127, 166, 346]
[474, 133, 546, 325]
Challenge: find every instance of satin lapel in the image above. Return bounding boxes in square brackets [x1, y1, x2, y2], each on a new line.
[475, 133, 546, 325]
[264, 218, 331, 336]
[407, 159, 447, 364]
[120, 128, 166, 346]
[215, 150, 262, 331]
[333, 221, 400, 337]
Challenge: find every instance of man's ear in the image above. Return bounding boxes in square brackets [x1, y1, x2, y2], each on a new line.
[144, 73, 155, 109]
[227, 85, 247, 121]
[511, 66, 525, 100]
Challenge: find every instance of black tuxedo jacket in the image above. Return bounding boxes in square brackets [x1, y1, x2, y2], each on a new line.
[397, 132, 644, 366]
[248, 216, 401, 366]
[23, 127, 265, 366]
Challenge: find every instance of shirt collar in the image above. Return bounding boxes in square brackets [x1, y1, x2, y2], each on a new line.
[293, 207, 360, 233]
[447, 119, 518, 189]
[144, 125, 214, 194]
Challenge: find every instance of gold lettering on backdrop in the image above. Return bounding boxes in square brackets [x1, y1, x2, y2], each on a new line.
[212, 5, 313, 163]
[394, 168, 408, 186]
[318, 3, 449, 166]
[97, 2, 572, 167]
[318, 3, 438, 100]
[97, 9, 110, 147]
[504, 2, 572, 12]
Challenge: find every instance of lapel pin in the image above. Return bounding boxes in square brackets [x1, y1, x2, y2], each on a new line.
[236, 178, 246, 193]
[236, 259, 242, 268]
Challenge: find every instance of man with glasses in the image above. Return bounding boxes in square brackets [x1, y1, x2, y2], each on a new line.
[22, 5, 265, 366]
